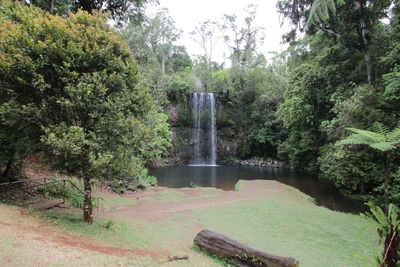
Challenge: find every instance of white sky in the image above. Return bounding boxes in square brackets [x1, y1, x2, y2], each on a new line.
[147, 0, 289, 64]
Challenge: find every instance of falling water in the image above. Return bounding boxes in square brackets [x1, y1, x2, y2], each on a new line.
[189, 92, 217, 166]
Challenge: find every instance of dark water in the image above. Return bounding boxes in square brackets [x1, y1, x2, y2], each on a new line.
[150, 165, 366, 213]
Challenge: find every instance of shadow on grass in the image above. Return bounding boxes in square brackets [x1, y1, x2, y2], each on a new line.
[39, 211, 116, 235]
[38, 210, 149, 249]
[191, 244, 233, 267]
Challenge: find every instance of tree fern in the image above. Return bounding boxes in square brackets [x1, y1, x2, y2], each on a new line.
[388, 127, 400, 142]
[373, 122, 391, 138]
[338, 123, 400, 152]
[307, 0, 345, 27]
[369, 142, 399, 152]
[338, 123, 400, 211]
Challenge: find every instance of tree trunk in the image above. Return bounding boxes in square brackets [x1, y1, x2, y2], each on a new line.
[83, 177, 93, 224]
[354, 0, 373, 85]
[384, 153, 389, 214]
[47, 0, 55, 14]
[362, 48, 373, 85]
[194, 229, 299, 267]
[2, 157, 14, 180]
[383, 230, 399, 267]
[161, 57, 166, 75]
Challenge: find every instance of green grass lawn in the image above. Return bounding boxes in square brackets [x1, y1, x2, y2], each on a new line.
[2, 180, 381, 267]
[99, 182, 381, 266]
[191, 199, 380, 266]
[100, 195, 138, 210]
[140, 188, 222, 203]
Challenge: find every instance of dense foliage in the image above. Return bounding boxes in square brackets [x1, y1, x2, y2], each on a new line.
[1, 0, 399, 228]
[274, 0, 400, 208]
[0, 1, 171, 221]
[0, 0, 171, 180]
[192, 7, 288, 159]
[145, 0, 400, 212]
[123, 9, 194, 104]
[17, 0, 152, 24]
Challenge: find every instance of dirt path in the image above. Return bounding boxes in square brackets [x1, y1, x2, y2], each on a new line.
[0, 209, 166, 263]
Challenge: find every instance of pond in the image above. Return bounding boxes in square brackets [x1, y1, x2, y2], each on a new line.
[150, 165, 366, 213]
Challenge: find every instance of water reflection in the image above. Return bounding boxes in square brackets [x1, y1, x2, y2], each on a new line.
[150, 165, 366, 213]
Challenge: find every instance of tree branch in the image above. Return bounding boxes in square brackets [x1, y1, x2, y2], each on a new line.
[318, 24, 341, 38]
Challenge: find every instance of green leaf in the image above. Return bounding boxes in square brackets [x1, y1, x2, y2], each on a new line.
[306, 0, 345, 27]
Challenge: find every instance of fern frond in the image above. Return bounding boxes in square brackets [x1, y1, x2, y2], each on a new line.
[372, 122, 390, 138]
[321, 1, 330, 21]
[337, 133, 373, 146]
[339, 124, 400, 152]
[346, 128, 385, 142]
[327, 0, 336, 13]
[306, 0, 345, 27]
[370, 142, 397, 152]
[387, 127, 400, 141]
[307, 0, 322, 26]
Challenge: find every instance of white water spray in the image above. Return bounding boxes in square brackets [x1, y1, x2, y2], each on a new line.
[189, 92, 217, 166]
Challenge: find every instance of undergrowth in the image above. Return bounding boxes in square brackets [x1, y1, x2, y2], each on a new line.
[43, 175, 99, 209]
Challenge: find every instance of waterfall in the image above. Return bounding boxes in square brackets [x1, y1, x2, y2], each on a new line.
[189, 92, 217, 166]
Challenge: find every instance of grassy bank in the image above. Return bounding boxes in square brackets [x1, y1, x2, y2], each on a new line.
[1, 180, 380, 266]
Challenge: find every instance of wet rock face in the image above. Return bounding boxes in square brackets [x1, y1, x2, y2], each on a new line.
[154, 126, 191, 167]
[155, 101, 240, 167]
[222, 157, 287, 168]
[160, 126, 240, 166]
[216, 127, 239, 162]
[167, 104, 180, 126]
[156, 101, 283, 167]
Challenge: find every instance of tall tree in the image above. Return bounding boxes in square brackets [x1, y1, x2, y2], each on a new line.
[0, 1, 171, 222]
[277, 62, 327, 172]
[339, 124, 400, 267]
[278, 0, 392, 84]
[190, 20, 221, 66]
[221, 4, 265, 68]
[124, 8, 192, 104]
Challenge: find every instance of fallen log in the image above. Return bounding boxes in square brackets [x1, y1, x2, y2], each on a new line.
[193, 229, 299, 267]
